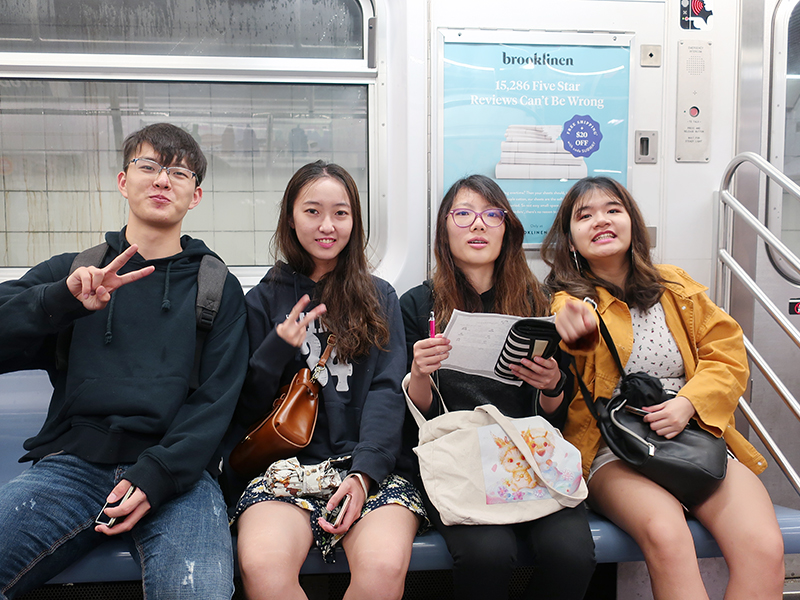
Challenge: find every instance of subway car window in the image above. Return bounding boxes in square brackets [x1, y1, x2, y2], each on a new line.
[0, 0, 363, 58]
[0, 0, 373, 269]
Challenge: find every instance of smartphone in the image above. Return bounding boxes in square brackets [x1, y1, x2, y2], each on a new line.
[332, 494, 352, 528]
[95, 485, 137, 527]
[624, 405, 650, 417]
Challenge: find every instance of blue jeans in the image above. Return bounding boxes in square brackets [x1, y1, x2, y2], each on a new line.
[0, 453, 234, 600]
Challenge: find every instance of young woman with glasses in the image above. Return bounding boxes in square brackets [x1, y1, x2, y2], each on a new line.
[231, 161, 426, 600]
[400, 174, 596, 600]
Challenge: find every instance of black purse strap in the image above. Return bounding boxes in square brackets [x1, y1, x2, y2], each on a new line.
[571, 354, 601, 422]
[569, 299, 626, 422]
[593, 306, 626, 380]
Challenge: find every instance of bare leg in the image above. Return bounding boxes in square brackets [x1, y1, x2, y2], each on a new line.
[691, 459, 784, 600]
[588, 461, 709, 600]
[236, 501, 314, 600]
[340, 505, 420, 600]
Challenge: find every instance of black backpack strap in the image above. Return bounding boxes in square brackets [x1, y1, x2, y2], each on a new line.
[57, 243, 110, 370]
[190, 255, 228, 390]
[69, 242, 109, 274]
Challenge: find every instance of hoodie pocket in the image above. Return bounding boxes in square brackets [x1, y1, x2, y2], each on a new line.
[63, 376, 189, 433]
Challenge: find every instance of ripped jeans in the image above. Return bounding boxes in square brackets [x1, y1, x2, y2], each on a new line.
[0, 453, 234, 600]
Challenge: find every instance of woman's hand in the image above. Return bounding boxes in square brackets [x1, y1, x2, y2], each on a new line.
[510, 356, 560, 390]
[275, 294, 327, 348]
[411, 335, 451, 378]
[406, 335, 451, 413]
[643, 395, 696, 439]
[317, 473, 373, 535]
[555, 299, 598, 346]
[511, 357, 565, 414]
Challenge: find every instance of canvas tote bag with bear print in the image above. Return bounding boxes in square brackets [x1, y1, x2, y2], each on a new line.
[403, 374, 587, 526]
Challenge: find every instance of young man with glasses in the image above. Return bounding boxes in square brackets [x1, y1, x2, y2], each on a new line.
[0, 123, 248, 599]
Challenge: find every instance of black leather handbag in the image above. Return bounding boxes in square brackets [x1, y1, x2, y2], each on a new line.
[572, 306, 728, 507]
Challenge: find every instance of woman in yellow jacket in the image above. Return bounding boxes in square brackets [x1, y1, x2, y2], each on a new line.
[541, 176, 784, 600]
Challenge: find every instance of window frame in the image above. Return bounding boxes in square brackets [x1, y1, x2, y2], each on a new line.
[768, 0, 800, 285]
[0, 0, 383, 291]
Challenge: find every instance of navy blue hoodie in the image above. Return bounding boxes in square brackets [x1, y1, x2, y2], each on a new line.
[0, 229, 249, 510]
[237, 262, 408, 485]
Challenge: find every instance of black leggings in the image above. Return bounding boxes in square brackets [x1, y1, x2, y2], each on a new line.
[422, 489, 596, 600]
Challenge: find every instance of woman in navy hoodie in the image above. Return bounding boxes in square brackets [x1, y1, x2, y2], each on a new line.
[232, 161, 425, 600]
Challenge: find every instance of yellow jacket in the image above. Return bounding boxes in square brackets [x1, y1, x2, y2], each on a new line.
[552, 264, 767, 478]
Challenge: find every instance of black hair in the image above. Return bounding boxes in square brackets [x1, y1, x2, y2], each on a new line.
[121, 123, 207, 185]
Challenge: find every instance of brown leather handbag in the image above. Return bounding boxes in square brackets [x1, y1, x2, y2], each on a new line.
[229, 336, 336, 478]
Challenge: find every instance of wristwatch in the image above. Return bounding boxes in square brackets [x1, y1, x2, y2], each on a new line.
[541, 370, 567, 397]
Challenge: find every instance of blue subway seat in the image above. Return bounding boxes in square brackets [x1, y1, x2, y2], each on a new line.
[2, 371, 799, 585]
[37, 505, 800, 583]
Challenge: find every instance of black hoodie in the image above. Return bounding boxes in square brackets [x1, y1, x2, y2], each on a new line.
[0, 229, 249, 510]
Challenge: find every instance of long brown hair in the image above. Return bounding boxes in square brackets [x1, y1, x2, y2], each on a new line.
[541, 177, 665, 310]
[273, 160, 389, 362]
[432, 175, 549, 328]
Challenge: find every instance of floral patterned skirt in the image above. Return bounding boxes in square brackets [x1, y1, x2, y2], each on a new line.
[232, 468, 428, 563]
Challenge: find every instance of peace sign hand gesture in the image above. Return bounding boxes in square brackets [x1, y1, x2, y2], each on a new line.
[66, 244, 155, 311]
[275, 294, 327, 348]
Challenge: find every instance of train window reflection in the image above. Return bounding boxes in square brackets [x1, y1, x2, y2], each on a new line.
[0, 0, 363, 58]
[0, 80, 368, 267]
[0, 0, 375, 269]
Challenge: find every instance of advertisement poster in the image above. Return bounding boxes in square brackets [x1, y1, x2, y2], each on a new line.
[442, 37, 631, 245]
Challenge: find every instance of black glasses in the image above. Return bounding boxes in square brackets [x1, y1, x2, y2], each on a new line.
[126, 158, 197, 184]
[448, 207, 507, 228]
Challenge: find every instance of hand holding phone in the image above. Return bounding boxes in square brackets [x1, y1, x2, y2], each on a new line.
[624, 405, 650, 417]
[332, 494, 352, 528]
[95, 485, 137, 528]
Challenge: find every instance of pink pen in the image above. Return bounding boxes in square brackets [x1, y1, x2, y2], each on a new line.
[429, 311, 436, 338]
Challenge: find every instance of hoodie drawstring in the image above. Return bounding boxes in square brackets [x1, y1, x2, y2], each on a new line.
[104, 294, 116, 345]
[161, 260, 173, 311]
[104, 259, 174, 345]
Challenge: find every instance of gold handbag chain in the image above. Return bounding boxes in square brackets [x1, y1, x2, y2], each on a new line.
[310, 335, 336, 383]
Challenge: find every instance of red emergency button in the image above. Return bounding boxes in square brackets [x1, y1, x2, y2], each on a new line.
[689, 106, 700, 117]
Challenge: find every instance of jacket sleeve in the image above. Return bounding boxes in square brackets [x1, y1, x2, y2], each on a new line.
[122, 274, 249, 510]
[677, 290, 749, 437]
[551, 291, 600, 355]
[0, 254, 88, 372]
[349, 284, 408, 485]
[234, 284, 300, 427]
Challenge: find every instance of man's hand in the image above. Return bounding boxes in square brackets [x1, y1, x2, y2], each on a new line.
[67, 244, 155, 311]
[94, 479, 151, 536]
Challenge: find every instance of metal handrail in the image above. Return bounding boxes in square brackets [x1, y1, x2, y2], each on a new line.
[717, 152, 800, 496]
